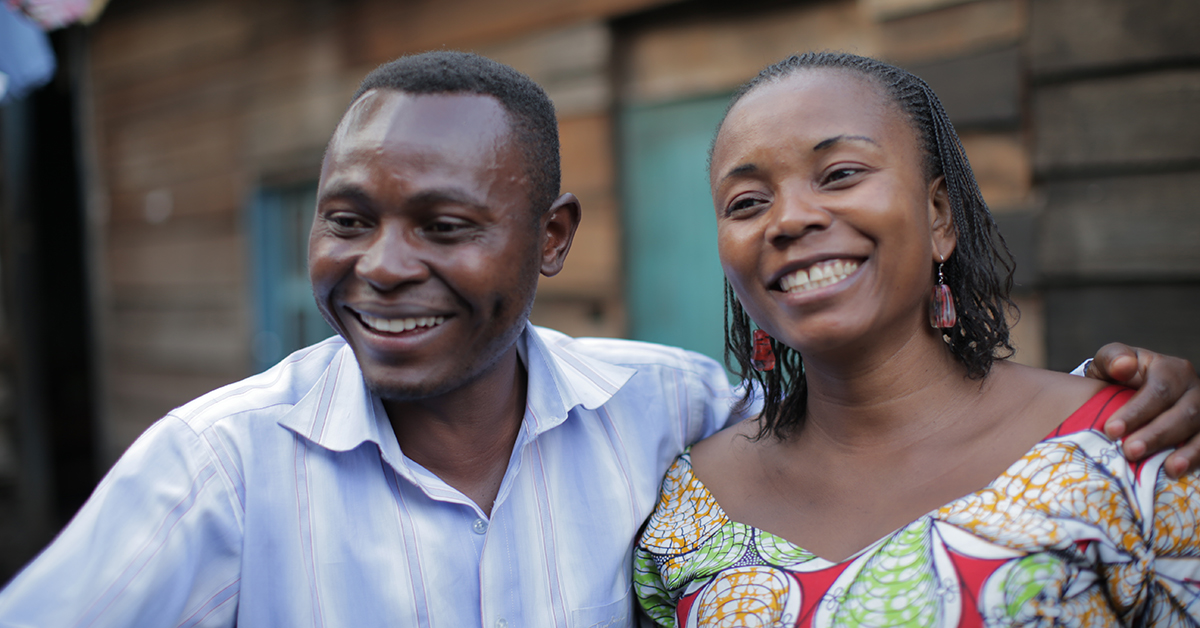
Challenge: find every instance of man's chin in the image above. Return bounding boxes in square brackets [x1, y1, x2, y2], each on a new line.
[364, 375, 458, 403]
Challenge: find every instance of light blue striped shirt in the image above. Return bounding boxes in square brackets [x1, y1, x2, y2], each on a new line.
[0, 324, 741, 627]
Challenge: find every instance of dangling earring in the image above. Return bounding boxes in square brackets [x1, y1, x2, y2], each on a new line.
[929, 262, 957, 329]
[751, 329, 775, 371]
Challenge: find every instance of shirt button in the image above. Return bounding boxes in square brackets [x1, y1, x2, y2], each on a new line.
[495, 619, 508, 628]
[472, 518, 488, 534]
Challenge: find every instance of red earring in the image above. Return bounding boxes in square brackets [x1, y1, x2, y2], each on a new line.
[752, 329, 775, 371]
[929, 262, 957, 329]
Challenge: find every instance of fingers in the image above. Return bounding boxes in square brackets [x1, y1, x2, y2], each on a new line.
[1088, 342, 1140, 386]
[1164, 434, 1200, 479]
[1116, 370, 1200, 477]
[1102, 356, 1181, 441]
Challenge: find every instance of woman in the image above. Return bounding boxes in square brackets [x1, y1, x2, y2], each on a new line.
[634, 52, 1200, 627]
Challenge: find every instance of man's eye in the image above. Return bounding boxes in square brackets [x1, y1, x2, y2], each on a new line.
[324, 212, 370, 231]
[727, 197, 765, 214]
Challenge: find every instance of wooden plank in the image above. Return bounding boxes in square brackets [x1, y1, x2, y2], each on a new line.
[1045, 284, 1200, 372]
[1033, 69, 1200, 173]
[1030, 0, 1200, 77]
[244, 79, 353, 164]
[560, 114, 614, 196]
[103, 368, 243, 462]
[476, 22, 612, 117]
[106, 107, 242, 193]
[108, 305, 250, 375]
[959, 131, 1031, 209]
[1008, 293, 1045, 368]
[537, 193, 620, 298]
[90, 0, 255, 86]
[529, 296, 626, 339]
[907, 46, 1021, 128]
[620, 1, 878, 104]
[1038, 171, 1200, 279]
[351, 0, 675, 64]
[992, 209, 1038, 289]
[108, 173, 242, 223]
[94, 53, 249, 125]
[108, 224, 246, 288]
[878, 0, 1025, 64]
[863, 0, 978, 22]
[110, 284, 245, 312]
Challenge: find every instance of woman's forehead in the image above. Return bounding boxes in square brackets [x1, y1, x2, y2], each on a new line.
[732, 70, 891, 130]
[712, 69, 911, 163]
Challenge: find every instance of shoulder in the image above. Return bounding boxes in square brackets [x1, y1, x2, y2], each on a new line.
[690, 417, 758, 467]
[167, 336, 350, 435]
[989, 362, 1111, 438]
[532, 325, 727, 379]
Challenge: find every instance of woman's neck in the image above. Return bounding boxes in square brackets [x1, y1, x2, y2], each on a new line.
[796, 327, 985, 452]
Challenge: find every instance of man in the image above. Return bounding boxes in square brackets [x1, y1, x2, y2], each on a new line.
[1, 51, 1198, 627]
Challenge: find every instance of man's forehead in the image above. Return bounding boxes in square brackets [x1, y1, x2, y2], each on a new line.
[331, 89, 514, 153]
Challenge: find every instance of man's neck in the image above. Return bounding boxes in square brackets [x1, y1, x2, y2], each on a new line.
[382, 347, 527, 517]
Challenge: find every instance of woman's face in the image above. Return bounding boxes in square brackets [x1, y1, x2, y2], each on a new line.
[711, 69, 955, 359]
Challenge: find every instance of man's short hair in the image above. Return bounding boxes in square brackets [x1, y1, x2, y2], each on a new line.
[351, 51, 560, 216]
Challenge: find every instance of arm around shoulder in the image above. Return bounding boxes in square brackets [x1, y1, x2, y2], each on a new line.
[0, 416, 244, 628]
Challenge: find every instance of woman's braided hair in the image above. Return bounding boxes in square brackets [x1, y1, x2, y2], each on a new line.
[719, 51, 1017, 440]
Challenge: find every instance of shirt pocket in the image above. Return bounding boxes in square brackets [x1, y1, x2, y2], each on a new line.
[571, 589, 633, 628]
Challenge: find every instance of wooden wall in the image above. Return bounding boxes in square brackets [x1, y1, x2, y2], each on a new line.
[1030, 0, 1200, 370]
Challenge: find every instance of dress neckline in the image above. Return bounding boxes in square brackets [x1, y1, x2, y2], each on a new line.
[678, 384, 1131, 565]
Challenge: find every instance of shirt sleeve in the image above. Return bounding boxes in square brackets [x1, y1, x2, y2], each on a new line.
[677, 349, 752, 447]
[0, 416, 243, 628]
[1069, 359, 1092, 377]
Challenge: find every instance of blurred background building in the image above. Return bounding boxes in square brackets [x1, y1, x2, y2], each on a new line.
[0, 0, 1197, 582]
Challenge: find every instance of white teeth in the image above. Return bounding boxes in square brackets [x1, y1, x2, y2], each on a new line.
[359, 313, 447, 333]
[779, 259, 860, 294]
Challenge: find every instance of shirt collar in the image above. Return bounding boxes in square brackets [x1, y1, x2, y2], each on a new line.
[277, 323, 637, 453]
[520, 323, 637, 437]
[276, 344, 397, 458]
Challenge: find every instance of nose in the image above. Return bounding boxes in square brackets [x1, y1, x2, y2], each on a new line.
[355, 222, 430, 291]
[764, 185, 832, 247]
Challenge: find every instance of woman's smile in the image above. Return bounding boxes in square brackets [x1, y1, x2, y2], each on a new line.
[776, 258, 862, 294]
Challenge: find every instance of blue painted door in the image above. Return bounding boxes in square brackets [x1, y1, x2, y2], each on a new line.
[620, 94, 730, 369]
[249, 182, 334, 371]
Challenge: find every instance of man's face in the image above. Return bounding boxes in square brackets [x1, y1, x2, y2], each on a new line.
[310, 90, 542, 401]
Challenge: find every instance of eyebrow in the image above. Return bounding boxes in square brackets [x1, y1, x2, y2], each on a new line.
[720, 163, 759, 182]
[318, 183, 489, 212]
[317, 183, 372, 207]
[718, 134, 881, 184]
[813, 134, 878, 151]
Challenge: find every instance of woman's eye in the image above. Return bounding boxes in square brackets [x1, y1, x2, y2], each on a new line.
[428, 219, 470, 235]
[823, 168, 861, 185]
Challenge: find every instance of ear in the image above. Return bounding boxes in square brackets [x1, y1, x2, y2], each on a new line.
[539, 193, 582, 277]
[927, 176, 957, 261]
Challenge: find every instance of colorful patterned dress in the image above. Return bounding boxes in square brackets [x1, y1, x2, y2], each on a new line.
[634, 386, 1200, 627]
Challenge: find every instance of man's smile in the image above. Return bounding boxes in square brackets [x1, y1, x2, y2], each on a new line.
[356, 311, 448, 334]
